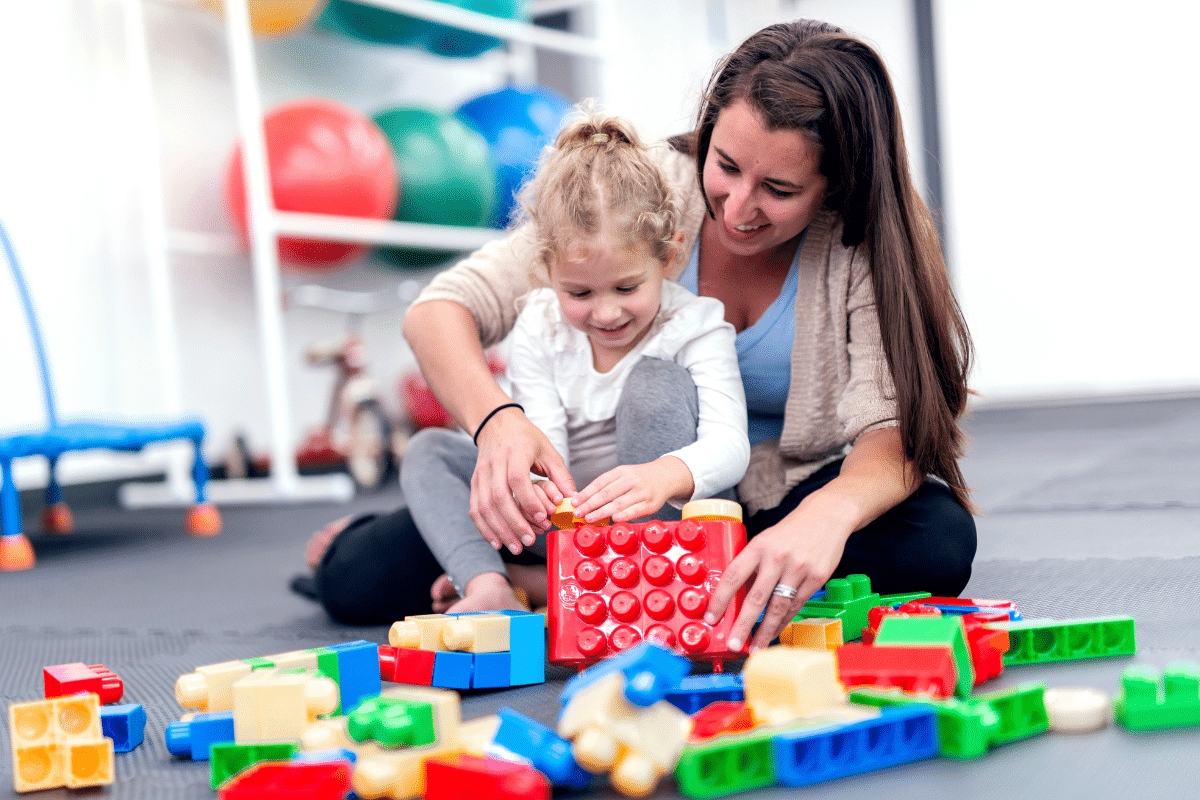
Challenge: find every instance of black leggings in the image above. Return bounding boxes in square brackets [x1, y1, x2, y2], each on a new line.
[314, 458, 975, 625]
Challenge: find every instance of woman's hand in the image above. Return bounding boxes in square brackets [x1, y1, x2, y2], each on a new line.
[705, 427, 920, 652]
[704, 492, 853, 652]
[470, 407, 577, 554]
[571, 456, 694, 525]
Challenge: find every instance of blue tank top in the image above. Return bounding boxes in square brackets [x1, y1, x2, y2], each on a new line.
[678, 235, 801, 445]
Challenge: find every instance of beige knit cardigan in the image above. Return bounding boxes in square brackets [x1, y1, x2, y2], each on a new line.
[409, 145, 897, 514]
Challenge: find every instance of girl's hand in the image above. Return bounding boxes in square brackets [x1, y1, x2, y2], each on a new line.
[470, 408, 576, 554]
[704, 491, 855, 653]
[572, 456, 694, 524]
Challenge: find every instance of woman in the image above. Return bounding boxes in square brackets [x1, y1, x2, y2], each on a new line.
[311, 20, 976, 651]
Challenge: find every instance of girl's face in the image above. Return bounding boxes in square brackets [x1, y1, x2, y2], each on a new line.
[702, 98, 829, 258]
[550, 232, 667, 371]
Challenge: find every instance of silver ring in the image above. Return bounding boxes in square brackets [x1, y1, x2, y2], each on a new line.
[772, 583, 798, 600]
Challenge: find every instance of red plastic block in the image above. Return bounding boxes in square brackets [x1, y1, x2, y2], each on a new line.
[423, 753, 550, 800]
[689, 700, 756, 741]
[379, 644, 436, 686]
[43, 663, 124, 704]
[963, 617, 1008, 686]
[835, 643, 959, 698]
[547, 518, 746, 669]
[217, 760, 351, 799]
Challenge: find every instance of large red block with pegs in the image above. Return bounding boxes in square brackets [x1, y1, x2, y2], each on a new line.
[43, 663, 123, 704]
[835, 644, 959, 698]
[547, 518, 746, 669]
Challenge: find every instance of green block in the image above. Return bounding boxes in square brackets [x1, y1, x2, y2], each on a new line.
[1115, 662, 1200, 731]
[347, 696, 436, 748]
[241, 656, 274, 670]
[848, 687, 999, 759]
[986, 617, 1136, 665]
[976, 683, 1049, 745]
[308, 647, 342, 713]
[874, 615, 975, 698]
[675, 728, 778, 799]
[795, 574, 881, 641]
[209, 742, 295, 789]
[878, 591, 933, 606]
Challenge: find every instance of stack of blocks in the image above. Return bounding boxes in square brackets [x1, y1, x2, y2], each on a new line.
[379, 609, 544, 690]
[8, 694, 115, 791]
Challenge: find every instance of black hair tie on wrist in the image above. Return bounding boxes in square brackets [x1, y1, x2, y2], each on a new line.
[473, 402, 524, 446]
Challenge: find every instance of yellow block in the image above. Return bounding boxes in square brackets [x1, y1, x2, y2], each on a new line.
[742, 646, 847, 726]
[442, 614, 510, 653]
[390, 614, 453, 651]
[779, 618, 843, 651]
[9, 695, 112, 792]
[176, 660, 254, 712]
[232, 667, 339, 743]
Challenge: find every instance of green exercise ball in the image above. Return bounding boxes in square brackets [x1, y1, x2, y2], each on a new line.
[373, 106, 497, 267]
[317, 0, 427, 45]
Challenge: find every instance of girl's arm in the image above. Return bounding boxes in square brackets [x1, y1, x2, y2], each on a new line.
[402, 299, 575, 554]
[704, 424, 919, 652]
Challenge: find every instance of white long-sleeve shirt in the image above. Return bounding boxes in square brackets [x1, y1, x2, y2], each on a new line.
[507, 281, 749, 503]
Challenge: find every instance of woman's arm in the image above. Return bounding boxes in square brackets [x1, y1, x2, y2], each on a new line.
[402, 299, 576, 553]
[704, 425, 919, 652]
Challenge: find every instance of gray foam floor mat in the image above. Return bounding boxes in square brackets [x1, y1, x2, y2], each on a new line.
[3, 393, 1199, 798]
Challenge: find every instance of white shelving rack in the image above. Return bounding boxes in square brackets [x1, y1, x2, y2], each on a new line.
[121, 0, 606, 508]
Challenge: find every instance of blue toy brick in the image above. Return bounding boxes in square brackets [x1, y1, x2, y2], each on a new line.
[100, 703, 146, 752]
[165, 710, 236, 761]
[773, 705, 939, 787]
[560, 640, 690, 709]
[494, 610, 545, 686]
[293, 747, 358, 765]
[432, 650, 473, 689]
[472, 651, 512, 689]
[664, 673, 745, 714]
[328, 640, 382, 714]
[490, 706, 593, 789]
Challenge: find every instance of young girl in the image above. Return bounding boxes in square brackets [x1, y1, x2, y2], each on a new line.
[398, 110, 749, 613]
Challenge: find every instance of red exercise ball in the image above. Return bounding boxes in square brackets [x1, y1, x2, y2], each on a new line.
[226, 99, 399, 269]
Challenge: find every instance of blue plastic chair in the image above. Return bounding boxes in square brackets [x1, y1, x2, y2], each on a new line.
[0, 219, 220, 571]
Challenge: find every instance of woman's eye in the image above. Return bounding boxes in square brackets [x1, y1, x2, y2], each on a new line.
[765, 185, 797, 198]
[718, 161, 738, 173]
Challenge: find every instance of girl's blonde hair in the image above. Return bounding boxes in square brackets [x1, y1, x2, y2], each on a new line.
[517, 105, 681, 284]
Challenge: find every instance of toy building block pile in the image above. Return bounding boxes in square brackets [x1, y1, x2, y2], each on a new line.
[8, 662, 146, 792]
[547, 498, 748, 671]
[380, 609, 545, 689]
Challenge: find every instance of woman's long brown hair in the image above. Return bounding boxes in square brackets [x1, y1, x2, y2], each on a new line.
[685, 20, 975, 510]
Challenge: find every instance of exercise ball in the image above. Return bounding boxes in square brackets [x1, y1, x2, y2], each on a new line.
[226, 99, 399, 269]
[201, 0, 329, 36]
[455, 84, 571, 226]
[318, 0, 527, 57]
[316, 0, 427, 45]
[372, 106, 497, 267]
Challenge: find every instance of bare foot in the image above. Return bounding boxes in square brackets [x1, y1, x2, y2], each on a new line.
[430, 574, 461, 614]
[445, 572, 529, 614]
[507, 562, 548, 610]
[304, 516, 352, 571]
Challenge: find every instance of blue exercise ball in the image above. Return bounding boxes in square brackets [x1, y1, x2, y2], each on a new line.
[455, 84, 572, 226]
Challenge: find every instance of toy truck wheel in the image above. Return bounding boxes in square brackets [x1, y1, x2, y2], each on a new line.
[346, 401, 393, 489]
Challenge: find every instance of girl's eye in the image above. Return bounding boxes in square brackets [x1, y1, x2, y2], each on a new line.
[616, 285, 639, 294]
[568, 290, 590, 299]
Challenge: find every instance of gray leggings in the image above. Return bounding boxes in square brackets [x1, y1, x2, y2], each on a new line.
[399, 358, 703, 596]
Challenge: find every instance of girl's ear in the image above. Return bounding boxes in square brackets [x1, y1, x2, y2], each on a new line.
[664, 231, 686, 278]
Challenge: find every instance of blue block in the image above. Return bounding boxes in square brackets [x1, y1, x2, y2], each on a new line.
[925, 603, 1021, 621]
[293, 747, 357, 765]
[432, 651, 473, 689]
[100, 703, 146, 752]
[490, 707, 593, 789]
[328, 640, 382, 714]
[493, 610, 545, 686]
[663, 673, 744, 714]
[772, 705, 940, 787]
[472, 651, 512, 689]
[560, 641, 690, 709]
[164, 710, 235, 761]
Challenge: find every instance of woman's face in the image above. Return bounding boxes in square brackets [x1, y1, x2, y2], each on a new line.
[702, 98, 829, 258]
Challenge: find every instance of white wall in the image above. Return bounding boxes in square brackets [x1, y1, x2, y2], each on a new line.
[2, 0, 1197, 490]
